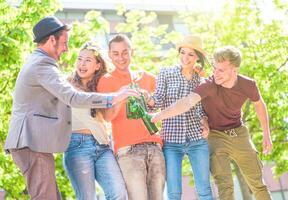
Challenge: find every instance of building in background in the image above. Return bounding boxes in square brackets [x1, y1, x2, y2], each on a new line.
[55, 0, 215, 49]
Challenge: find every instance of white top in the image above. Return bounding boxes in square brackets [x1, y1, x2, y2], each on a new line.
[71, 107, 109, 144]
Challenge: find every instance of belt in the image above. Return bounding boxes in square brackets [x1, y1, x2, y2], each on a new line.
[132, 142, 161, 148]
[222, 125, 245, 137]
[223, 128, 238, 137]
[117, 142, 161, 153]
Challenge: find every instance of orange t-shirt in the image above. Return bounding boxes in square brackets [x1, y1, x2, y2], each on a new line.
[97, 69, 162, 152]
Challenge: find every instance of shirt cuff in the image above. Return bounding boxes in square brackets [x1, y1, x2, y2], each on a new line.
[106, 96, 113, 108]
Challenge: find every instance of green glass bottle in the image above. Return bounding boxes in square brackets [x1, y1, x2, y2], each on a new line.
[126, 96, 140, 119]
[126, 84, 138, 119]
[137, 101, 159, 135]
[126, 95, 158, 135]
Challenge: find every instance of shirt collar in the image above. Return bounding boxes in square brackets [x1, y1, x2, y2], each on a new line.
[35, 48, 57, 62]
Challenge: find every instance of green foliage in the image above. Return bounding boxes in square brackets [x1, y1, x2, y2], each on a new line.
[114, 7, 181, 73]
[1, 0, 288, 199]
[0, 0, 62, 199]
[179, 0, 288, 176]
[60, 10, 110, 72]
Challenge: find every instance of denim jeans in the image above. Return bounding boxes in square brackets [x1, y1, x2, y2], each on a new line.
[63, 133, 127, 200]
[163, 139, 213, 200]
[116, 143, 166, 200]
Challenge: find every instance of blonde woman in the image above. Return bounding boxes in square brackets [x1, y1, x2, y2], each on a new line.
[63, 42, 127, 200]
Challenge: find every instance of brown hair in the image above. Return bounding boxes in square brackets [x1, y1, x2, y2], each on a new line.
[108, 34, 132, 50]
[70, 42, 108, 117]
[178, 48, 209, 69]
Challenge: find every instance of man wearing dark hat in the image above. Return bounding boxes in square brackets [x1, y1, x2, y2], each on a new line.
[4, 16, 139, 199]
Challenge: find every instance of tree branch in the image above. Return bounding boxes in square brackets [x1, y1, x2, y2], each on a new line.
[277, 57, 288, 72]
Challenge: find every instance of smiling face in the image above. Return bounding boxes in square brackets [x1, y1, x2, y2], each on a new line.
[179, 47, 199, 68]
[213, 60, 238, 87]
[76, 49, 100, 84]
[108, 41, 132, 72]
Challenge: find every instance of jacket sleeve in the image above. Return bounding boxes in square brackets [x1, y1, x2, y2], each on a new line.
[35, 59, 113, 108]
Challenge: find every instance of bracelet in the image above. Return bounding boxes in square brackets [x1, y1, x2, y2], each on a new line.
[106, 96, 113, 108]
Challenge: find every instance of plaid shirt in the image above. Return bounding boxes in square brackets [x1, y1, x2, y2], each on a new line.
[152, 65, 206, 143]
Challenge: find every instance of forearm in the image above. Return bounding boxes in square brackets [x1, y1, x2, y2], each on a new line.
[157, 92, 201, 120]
[102, 101, 123, 121]
[254, 99, 270, 136]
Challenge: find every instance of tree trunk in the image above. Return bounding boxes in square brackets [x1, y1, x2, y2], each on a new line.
[232, 161, 253, 200]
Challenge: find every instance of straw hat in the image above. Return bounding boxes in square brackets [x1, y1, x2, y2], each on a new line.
[176, 35, 206, 55]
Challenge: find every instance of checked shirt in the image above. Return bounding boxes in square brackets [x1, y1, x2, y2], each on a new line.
[152, 65, 206, 143]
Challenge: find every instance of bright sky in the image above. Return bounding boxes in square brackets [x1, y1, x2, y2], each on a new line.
[8, 0, 288, 22]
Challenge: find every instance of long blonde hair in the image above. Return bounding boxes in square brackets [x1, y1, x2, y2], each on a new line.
[69, 42, 107, 117]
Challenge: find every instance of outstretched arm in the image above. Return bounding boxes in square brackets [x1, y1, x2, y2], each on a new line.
[102, 101, 124, 122]
[252, 97, 273, 154]
[151, 92, 201, 122]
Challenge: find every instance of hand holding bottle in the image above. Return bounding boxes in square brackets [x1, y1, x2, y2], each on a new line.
[112, 87, 140, 105]
[126, 84, 158, 135]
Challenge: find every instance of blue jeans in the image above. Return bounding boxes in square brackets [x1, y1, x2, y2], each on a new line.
[163, 139, 213, 200]
[63, 133, 127, 200]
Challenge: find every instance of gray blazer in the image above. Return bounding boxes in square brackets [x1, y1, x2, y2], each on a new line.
[5, 49, 113, 153]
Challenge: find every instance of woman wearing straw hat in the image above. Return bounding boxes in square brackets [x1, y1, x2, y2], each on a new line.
[146, 35, 213, 200]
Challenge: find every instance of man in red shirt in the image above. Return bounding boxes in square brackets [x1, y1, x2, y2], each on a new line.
[152, 46, 273, 200]
[97, 34, 165, 200]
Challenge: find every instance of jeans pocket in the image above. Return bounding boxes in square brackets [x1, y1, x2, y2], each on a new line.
[153, 144, 163, 155]
[116, 146, 132, 160]
[66, 138, 82, 152]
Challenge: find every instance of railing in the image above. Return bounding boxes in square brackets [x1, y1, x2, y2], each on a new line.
[0, 189, 5, 200]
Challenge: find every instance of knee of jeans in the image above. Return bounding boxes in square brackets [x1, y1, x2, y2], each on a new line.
[104, 180, 127, 200]
[167, 192, 182, 200]
[106, 189, 127, 200]
[76, 190, 96, 200]
[195, 183, 212, 197]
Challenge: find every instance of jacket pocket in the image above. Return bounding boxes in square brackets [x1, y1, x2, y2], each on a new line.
[33, 113, 58, 120]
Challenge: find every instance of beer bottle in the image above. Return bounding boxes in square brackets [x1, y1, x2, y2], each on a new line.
[126, 95, 158, 135]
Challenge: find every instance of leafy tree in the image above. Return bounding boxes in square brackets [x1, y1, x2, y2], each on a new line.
[0, 1, 109, 199]
[0, 1, 62, 199]
[1, 0, 287, 199]
[179, 0, 288, 198]
[114, 4, 182, 74]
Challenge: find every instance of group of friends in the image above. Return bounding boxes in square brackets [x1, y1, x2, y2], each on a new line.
[5, 16, 273, 200]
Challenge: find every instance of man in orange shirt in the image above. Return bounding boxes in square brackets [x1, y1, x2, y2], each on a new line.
[97, 34, 165, 200]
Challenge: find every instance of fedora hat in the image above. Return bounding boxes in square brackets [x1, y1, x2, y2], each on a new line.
[176, 35, 206, 55]
[33, 16, 69, 43]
